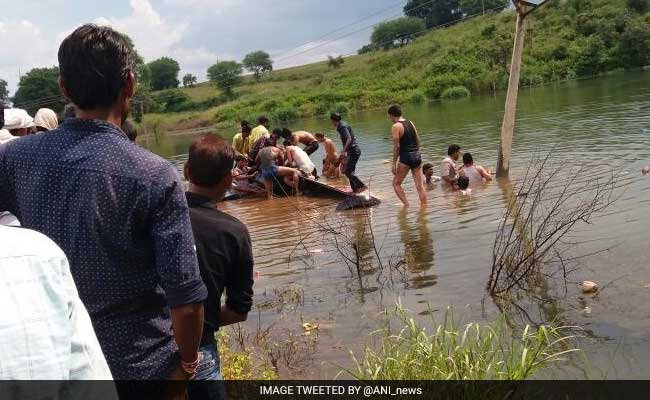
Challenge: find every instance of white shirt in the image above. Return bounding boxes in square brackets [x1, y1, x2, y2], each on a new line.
[0, 211, 19, 226]
[289, 145, 315, 174]
[0, 226, 114, 382]
[0, 129, 17, 145]
[440, 156, 458, 183]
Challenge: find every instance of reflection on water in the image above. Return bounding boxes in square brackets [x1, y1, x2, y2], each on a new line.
[147, 71, 650, 378]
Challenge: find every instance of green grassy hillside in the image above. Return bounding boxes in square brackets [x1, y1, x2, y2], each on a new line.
[142, 0, 650, 135]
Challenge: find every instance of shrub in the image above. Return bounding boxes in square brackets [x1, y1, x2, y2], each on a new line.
[410, 90, 425, 105]
[341, 303, 580, 381]
[334, 101, 349, 114]
[272, 105, 298, 123]
[441, 86, 471, 100]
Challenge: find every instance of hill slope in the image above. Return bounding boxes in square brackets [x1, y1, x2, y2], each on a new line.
[143, 0, 650, 135]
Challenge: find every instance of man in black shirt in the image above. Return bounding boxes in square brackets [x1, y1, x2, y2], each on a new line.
[184, 134, 254, 399]
[331, 113, 367, 193]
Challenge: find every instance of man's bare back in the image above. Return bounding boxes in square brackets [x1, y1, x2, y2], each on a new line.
[291, 131, 317, 145]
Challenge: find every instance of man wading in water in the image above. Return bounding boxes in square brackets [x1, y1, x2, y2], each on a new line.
[389, 105, 427, 207]
[330, 113, 367, 194]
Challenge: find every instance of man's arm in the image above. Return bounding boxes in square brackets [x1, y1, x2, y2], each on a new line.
[391, 123, 401, 175]
[0, 143, 15, 213]
[478, 165, 493, 181]
[221, 228, 254, 327]
[151, 165, 207, 375]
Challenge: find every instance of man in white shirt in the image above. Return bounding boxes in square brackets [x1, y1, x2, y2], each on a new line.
[440, 144, 462, 186]
[0, 226, 114, 383]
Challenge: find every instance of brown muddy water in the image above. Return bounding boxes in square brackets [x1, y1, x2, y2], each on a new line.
[146, 70, 650, 379]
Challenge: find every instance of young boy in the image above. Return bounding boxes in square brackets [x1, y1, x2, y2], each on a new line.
[315, 132, 341, 178]
[421, 163, 440, 186]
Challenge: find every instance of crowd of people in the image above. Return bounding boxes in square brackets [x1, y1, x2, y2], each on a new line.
[0, 22, 495, 399]
[229, 113, 369, 199]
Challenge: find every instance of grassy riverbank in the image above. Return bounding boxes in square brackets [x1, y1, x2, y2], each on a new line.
[142, 0, 649, 135]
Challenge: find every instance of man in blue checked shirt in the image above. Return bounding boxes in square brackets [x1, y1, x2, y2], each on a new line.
[0, 24, 207, 398]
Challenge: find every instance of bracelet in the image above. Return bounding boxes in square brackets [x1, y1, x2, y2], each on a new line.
[181, 353, 202, 379]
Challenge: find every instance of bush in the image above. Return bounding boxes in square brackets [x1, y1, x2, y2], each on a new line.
[441, 86, 471, 100]
[334, 101, 349, 114]
[410, 90, 425, 104]
[272, 105, 298, 123]
[627, 0, 649, 13]
[341, 303, 580, 381]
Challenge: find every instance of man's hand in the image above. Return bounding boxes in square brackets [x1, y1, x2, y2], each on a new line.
[168, 362, 192, 381]
[391, 163, 397, 175]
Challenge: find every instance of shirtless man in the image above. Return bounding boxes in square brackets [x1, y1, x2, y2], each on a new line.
[288, 129, 319, 156]
[315, 132, 340, 178]
[284, 140, 316, 178]
[255, 145, 300, 199]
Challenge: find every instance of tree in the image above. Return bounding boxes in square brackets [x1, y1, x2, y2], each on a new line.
[182, 73, 197, 88]
[459, 0, 509, 16]
[404, 0, 462, 28]
[13, 67, 63, 115]
[147, 57, 180, 91]
[327, 55, 345, 69]
[242, 51, 273, 80]
[358, 44, 376, 54]
[370, 17, 426, 50]
[207, 61, 242, 95]
[0, 79, 9, 106]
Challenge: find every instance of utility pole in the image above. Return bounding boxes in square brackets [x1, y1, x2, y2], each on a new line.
[496, 0, 549, 178]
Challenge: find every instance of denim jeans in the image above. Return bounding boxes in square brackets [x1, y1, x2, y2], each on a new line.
[345, 147, 366, 192]
[187, 343, 225, 400]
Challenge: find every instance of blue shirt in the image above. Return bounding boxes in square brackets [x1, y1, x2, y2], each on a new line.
[336, 120, 359, 151]
[0, 118, 208, 379]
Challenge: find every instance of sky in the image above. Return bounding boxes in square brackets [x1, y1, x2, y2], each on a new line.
[0, 0, 407, 94]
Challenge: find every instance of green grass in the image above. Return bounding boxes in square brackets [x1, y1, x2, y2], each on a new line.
[142, 0, 650, 135]
[340, 303, 580, 381]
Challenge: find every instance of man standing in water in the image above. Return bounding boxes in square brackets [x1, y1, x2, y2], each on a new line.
[330, 113, 367, 194]
[441, 144, 462, 186]
[389, 105, 427, 207]
[315, 132, 340, 178]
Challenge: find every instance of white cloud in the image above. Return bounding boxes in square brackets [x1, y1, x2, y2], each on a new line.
[93, 0, 223, 80]
[0, 20, 58, 94]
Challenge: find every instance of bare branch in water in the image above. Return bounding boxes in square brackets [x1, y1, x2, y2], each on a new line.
[488, 153, 619, 296]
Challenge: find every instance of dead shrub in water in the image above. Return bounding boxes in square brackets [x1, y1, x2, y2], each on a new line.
[488, 154, 618, 296]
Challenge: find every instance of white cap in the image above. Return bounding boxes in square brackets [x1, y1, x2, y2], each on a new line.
[3, 108, 34, 130]
[34, 108, 59, 131]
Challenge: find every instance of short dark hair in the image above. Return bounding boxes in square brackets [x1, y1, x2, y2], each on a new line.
[422, 162, 433, 172]
[388, 105, 402, 117]
[241, 120, 250, 128]
[330, 113, 342, 122]
[258, 116, 269, 125]
[463, 153, 474, 165]
[0, 108, 4, 129]
[58, 24, 135, 110]
[242, 125, 252, 134]
[271, 128, 282, 138]
[281, 128, 292, 139]
[458, 176, 470, 190]
[448, 144, 461, 156]
[187, 134, 234, 186]
[283, 139, 291, 147]
[121, 120, 137, 142]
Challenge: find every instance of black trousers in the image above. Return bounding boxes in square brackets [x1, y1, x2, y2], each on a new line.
[345, 147, 365, 192]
